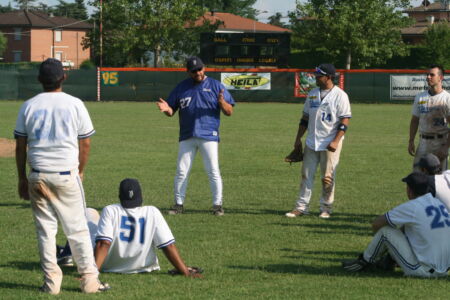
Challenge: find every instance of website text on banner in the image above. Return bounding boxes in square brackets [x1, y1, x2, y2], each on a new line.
[221, 73, 271, 90]
[390, 75, 450, 100]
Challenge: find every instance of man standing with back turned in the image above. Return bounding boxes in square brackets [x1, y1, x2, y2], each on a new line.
[157, 56, 235, 216]
[14, 58, 108, 294]
[285, 63, 351, 219]
[408, 65, 450, 172]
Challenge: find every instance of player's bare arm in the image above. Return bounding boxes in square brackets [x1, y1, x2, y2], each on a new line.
[78, 137, 91, 181]
[327, 117, 350, 152]
[408, 116, 419, 156]
[15, 136, 29, 200]
[446, 116, 450, 150]
[218, 89, 233, 116]
[294, 114, 309, 149]
[162, 244, 202, 278]
[157, 98, 174, 117]
[371, 214, 389, 233]
[94, 240, 111, 271]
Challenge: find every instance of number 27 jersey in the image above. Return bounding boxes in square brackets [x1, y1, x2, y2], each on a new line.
[96, 204, 175, 274]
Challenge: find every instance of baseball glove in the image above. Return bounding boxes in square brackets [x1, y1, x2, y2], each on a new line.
[284, 147, 303, 164]
[168, 266, 204, 276]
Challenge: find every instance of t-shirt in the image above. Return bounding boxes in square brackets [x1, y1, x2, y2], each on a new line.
[412, 90, 450, 135]
[14, 92, 95, 172]
[167, 76, 235, 142]
[96, 204, 175, 274]
[303, 86, 352, 151]
[385, 193, 450, 273]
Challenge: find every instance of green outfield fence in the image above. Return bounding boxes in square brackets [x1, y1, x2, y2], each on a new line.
[0, 67, 430, 103]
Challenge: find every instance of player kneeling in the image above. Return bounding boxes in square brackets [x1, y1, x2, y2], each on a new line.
[58, 178, 202, 277]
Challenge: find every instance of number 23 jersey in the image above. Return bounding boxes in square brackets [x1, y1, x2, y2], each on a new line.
[385, 193, 450, 273]
[96, 204, 175, 274]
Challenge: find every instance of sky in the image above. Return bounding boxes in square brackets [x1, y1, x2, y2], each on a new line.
[0, 0, 429, 22]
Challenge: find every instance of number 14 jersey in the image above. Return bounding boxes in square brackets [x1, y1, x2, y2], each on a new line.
[96, 204, 175, 274]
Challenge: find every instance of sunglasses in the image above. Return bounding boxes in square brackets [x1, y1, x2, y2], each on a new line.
[190, 68, 203, 73]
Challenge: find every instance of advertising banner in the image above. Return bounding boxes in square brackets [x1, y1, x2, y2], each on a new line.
[294, 72, 344, 97]
[221, 73, 271, 90]
[390, 75, 450, 100]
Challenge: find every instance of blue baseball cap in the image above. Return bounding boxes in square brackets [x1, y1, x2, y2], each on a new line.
[314, 63, 336, 76]
[186, 56, 204, 72]
[119, 178, 143, 208]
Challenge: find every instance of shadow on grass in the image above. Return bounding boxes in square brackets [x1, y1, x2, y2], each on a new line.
[0, 202, 29, 208]
[2, 261, 77, 275]
[162, 207, 282, 215]
[276, 222, 372, 235]
[0, 281, 41, 292]
[228, 264, 409, 278]
[279, 249, 362, 262]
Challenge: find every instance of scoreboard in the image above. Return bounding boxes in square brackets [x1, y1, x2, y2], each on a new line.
[200, 33, 290, 67]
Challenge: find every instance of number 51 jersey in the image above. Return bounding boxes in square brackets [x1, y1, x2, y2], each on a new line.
[96, 204, 175, 274]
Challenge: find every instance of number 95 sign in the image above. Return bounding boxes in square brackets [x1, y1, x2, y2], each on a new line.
[102, 71, 119, 86]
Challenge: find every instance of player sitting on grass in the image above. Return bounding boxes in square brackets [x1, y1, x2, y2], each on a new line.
[58, 178, 202, 277]
[342, 172, 450, 277]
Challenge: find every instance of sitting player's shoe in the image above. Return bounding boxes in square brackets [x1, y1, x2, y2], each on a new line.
[319, 211, 331, 219]
[285, 209, 307, 218]
[57, 255, 74, 267]
[342, 254, 369, 272]
[168, 204, 184, 215]
[212, 205, 224, 216]
[98, 281, 111, 292]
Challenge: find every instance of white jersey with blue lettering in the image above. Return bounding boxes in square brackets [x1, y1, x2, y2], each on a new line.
[412, 90, 450, 135]
[14, 92, 95, 172]
[95, 204, 174, 274]
[435, 170, 450, 210]
[303, 86, 351, 151]
[385, 193, 450, 273]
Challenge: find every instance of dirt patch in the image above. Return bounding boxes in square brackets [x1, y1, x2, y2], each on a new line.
[0, 138, 15, 158]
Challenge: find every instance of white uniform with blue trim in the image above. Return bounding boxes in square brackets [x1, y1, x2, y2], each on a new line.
[96, 204, 175, 274]
[294, 86, 351, 214]
[411, 90, 450, 171]
[14, 92, 98, 292]
[363, 193, 450, 277]
[432, 170, 450, 210]
[167, 76, 235, 206]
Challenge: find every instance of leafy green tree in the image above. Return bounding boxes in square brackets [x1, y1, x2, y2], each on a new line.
[0, 32, 6, 59]
[52, 0, 88, 20]
[14, 0, 37, 10]
[84, 0, 218, 67]
[0, 2, 14, 12]
[292, 0, 413, 69]
[268, 12, 285, 28]
[196, 0, 257, 19]
[421, 21, 450, 69]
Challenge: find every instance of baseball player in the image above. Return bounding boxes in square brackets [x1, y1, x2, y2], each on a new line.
[157, 56, 235, 216]
[342, 172, 450, 278]
[285, 63, 351, 219]
[417, 153, 450, 211]
[408, 65, 450, 172]
[14, 58, 109, 294]
[56, 179, 201, 277]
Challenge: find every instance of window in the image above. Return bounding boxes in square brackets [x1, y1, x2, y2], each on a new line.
[13, 51, 22, 62]
[14, 28, 21, 40]
[55, 52, 63, 61]
[54, 29, 62, 42]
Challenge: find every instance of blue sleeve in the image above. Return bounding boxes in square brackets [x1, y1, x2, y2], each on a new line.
[167, 85, 180, 113]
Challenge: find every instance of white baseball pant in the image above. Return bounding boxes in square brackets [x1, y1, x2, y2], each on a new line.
[413, 135, 448, 172]
[28, 169, 100, 294]
[174, 137, 222, 206]
[294, 140, 343, 214]
[363, 226, 447, 278]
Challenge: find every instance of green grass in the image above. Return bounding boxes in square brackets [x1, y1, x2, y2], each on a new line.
[0, 101, 449, 299]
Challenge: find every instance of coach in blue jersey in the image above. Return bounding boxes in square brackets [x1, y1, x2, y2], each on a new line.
[157, 56, 235, 216]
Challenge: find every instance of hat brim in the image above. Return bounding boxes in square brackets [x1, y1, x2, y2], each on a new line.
[120, 198, 142, 209]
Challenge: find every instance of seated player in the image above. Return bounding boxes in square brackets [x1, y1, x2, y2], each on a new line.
[58, 178, 201, 277]
[342, 172, 450, 277]
[416, 153, 450, 210]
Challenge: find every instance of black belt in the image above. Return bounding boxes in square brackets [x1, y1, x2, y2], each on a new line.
[32, 168, 71, 175]
[420, 134, 445, 140]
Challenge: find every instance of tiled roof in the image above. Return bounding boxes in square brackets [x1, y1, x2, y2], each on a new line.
[0, 10, 92, 29]
[195, 12, 291, 33]
[406, 2, 450, 12]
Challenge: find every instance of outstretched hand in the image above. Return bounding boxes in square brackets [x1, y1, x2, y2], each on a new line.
[157, 98, 169, 112]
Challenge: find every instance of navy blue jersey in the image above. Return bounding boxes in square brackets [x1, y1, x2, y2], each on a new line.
[167, 76, 235, 142]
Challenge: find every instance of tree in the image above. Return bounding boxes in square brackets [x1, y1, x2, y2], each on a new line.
[196, 0, 257, 19]
[0, 2, 14, 13]
[84, 0, 218, 67]
[421, 21, 450, 69]
[291, 0, 413, 69]
[52, 0, 88, 20]
[0, 32, 6, 59]
[268, 12, 285, 27]
[14, 0, 37, 10]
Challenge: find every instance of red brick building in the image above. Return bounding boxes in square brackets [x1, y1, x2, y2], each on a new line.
[0, 10, 92, 67]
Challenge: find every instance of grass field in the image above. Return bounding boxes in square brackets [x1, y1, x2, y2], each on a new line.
[0, 101, 449, 299]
